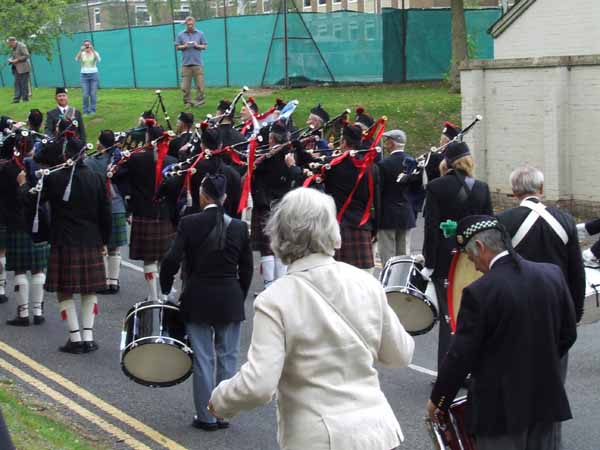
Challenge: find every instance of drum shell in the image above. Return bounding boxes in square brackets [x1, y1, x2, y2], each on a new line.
[582, 267, 600, 326]
[121, 300, 193, 388]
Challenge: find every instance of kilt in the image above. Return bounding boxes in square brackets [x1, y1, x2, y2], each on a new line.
[108, 213, 128, 249]
[45, 245, 106, 294]
[335, 226, 374, 269]
[129, 216, 175, 262]
[251, 207, 273, 256]
[5, 230, 50, 273]
[0, 224, 6, 249]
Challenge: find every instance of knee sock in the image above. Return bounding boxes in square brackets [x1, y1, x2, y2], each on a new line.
[59, 299, 81, 342]
[260, 256, 275, 288]
[0, 256, 6, 296]
[14, 274, 29, 318]
[107, 253, 121, 286]
[30, 273, 45, 317]
[81, 295, 98, 342]
[143, 262, 159, 301]
[274, 257, 287, 280]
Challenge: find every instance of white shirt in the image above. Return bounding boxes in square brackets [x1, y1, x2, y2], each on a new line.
[489, 250, 510, 269]
[203, 203, 218, 211]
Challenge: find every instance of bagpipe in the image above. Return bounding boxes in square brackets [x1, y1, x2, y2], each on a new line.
[205, 86, 249, 126]
[396, 115, 483, 183]
[291, 108, 351, 142]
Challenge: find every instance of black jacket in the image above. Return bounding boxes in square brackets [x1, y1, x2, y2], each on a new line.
[431, 255, 577, 436]
[377, 151, 417, 230]
[0, 159, 27, 230]
[217, 124, 245, 148]
[45, 106, 86, 142]
[497, 198, 586, 322]
[21, 163, 111, 247]
[423, 170, 492, 277]
[251, 151, 293, 209]
[160, 207, 253, 325]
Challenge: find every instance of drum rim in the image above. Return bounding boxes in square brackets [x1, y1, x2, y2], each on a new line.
[385, 287, 439, 335]
[124, 303, 182, 323]
[121, 335, 193, 356]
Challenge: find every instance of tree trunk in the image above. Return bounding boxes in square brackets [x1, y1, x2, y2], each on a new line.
[449, 0, 468, 93]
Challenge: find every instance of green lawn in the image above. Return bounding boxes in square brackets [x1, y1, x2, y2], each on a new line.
[0, 382, 108, 449]
[1, 83, 460, 155]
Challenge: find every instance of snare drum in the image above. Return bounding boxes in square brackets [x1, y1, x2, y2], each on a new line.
[425, 396, 476, 450]
[380, 256, 439, 335]
[582, 267, 600, 326]
[447, 252, 482, 333]
[120, 300, 193, 388]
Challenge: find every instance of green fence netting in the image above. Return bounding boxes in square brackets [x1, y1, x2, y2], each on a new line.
[0, 8, 500, 89]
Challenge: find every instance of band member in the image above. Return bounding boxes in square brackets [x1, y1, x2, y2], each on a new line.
[169, 112, 195, 159]
[18, 136, 111, 353]
[45, 88, 86, 142]
[376, 129, 417, 267]
[0, 118, 14, 304]
[578, 218, 600, 267]
[322, 123, 380, 272]
[354, 106, 374, 131]
[215, 99, 245, 149]
[85, 130, 128, 294]
[160, 174, 253, 431]
[251, 122, 293, 287]
[428, 215, 577, 450]
[112, 124, 176, 301]
[239, 97, 259, 139]
[0, 121, 50, 325]
[306, 104, 330, 149]
[421, 141, 492, 369]
[425, 121, 460, 182]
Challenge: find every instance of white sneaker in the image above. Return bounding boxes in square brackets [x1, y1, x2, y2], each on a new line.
[582, 248, 600, 267]
[577, 223, 591, 241]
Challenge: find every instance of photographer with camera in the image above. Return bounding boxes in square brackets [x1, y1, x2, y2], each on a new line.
[75, 39, 101, 115]
[175, 16, 208, 108]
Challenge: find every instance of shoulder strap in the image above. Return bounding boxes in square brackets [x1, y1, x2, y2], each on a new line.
[512, 200, 568, 247]
[291, 274, 376, 361]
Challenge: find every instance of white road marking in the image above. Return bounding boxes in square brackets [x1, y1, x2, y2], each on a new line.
[121, 260, 144, 273]
[408, 364, 438, 377]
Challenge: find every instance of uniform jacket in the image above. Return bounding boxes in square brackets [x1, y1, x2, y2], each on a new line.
[431, 254, 577, 436]
[210, 253, 415, 450]
[0, 159, 27, 231]
[10, 42, 30, 74]
[377, 150, 417, 230]
[159, 206, 253, 324]
[45, 106, 86, 143]
[217, 123, 245, 148]
[423, 169, 492, 277]
[251, 151, 293, 209]
[497, 197, 586, 322]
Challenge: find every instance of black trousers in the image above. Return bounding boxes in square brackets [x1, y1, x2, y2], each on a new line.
[13, 71, 29, 102]
[433, 277, 452, 370]
[0, 409, 14, 450]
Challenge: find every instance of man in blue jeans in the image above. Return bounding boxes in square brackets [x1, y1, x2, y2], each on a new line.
[160, 174, 253, 431]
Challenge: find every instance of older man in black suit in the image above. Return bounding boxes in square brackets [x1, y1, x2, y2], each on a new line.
[45, 88, 86, 142]
[160, 174, 253, 431]
[427, 215, 577, 450]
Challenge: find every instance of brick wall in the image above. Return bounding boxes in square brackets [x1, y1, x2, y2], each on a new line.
[461, 56, 600, 221]
[495, 0, 600, 59]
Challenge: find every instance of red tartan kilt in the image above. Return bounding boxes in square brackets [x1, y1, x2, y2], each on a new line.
[129, 217, 175, 262]
[335, 226, 374, 269]
[45, 246, 106, 294]
[250, 207, 273, 256]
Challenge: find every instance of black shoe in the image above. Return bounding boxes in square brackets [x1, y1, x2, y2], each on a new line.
[6, 316, 30, 327]
[217, 421, 229, 429]
[192, 416, 218, 431]
[33, 315, 45, 325]
[83, 341, 99, 353]
[97, 284, 119, 295]
[59, 340, 84, 354]
[11, 100, 19, 104]
[0, 294, 8, 304]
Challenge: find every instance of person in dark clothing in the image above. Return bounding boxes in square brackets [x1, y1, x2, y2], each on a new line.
[169, 112, 195, 160]
[160, 174, 253, 431]
[215, 99, 246, 149]
[578, 218, 600, 267]
[45, 88, 86, 142]
[425, 121, 461, 183]
[428, 215, 577, 450]
[421, 141, 492, 370]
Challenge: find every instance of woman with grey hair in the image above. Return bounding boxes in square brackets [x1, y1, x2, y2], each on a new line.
[209, 187, 415, 450]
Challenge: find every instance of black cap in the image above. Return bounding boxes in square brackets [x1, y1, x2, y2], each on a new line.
[217, 99, 232, 113]
[34, 139, 62, 166]
[445, 141, 471, 164]
[246, 97, 258, 113]
[28, 109, 43, 129]
[270, 120, 288, 138]
[201, 174, 227, 200]
[141, 111, 155, 119]
[64, 136, 84, 158]
[443, 121, 461, 140]
[178, 111, 194, 125]
[55, 87, 68, 96]
[455, 215, 501, 248]
[98, 130, 115, 149]
[310, 104, 329, 123]
[274, 98, 286, 111]
[201, 126, 221, 150]
[355, 107, 374, 128]
[342, 123, 363, 146]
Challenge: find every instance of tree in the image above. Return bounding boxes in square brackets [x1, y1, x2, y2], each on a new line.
[449, 0, 468, 93]
[0, 0, 73, 59]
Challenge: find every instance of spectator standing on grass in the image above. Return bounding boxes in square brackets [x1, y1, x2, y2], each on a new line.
[175, 16, 208, 108]
[6, 37, 31, 104]
[75, 40, 101, 115]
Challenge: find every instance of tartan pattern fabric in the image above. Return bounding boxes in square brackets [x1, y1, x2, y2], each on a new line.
[5, 230, 50, 273]
[108, 213, 129, 249]
[129, 216, 175, 261]
[0, 224, 7, 249]
[335, 226, 374, 269]
[45, 245, 106, 294]
[250, 207, 274, 256]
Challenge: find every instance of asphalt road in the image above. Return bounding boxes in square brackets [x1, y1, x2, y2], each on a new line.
[0, 222, 599, 450]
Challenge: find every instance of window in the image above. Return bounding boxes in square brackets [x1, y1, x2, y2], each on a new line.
[94, 7, 101, 26]
[263, 0, 271, 13]
[135, 6, 152, 25]
[173, 5, 190, 23]
[333, 0, 341, 3]
[318, 0, 326, 4]
[304, 0, 311, 6]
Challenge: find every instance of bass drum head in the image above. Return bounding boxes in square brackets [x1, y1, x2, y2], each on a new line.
[447, 252, 482, 333]
[122, 343, 192, 387]
[386, 288, 437, 336]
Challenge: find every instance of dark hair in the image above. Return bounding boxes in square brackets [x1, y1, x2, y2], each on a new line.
[98, 130, 115, 149]
[28, 109, 43, 130]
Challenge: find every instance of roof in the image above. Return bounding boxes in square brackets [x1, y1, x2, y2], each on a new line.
[489, 0, 537, 38]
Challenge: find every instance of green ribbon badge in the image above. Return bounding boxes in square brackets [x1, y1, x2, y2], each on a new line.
[440, 220, 458, 238]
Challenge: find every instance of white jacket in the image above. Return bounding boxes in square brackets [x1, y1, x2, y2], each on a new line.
[210, 253, 415, 450]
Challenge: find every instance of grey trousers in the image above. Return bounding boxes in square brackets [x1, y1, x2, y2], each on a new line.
[377, 228, 412, 268]
[13, 71, 29, 102]
[476, 421, 559, 450]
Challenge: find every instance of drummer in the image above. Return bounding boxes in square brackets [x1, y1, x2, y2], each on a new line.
[159, 174, 253, 431]
[427, 215, 577, 450]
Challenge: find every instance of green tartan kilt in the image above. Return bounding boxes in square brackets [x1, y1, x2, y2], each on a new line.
[6, 229, 50, 273]
[108, 213, 129, 249]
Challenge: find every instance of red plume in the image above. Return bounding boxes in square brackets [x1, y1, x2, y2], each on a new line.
[444, 121, 458, 129]
[276, 98, 284, 105]
[248, 96, 255, 104]
[145, 118, 156, 127]
[200, 121, 210, 131]
[342, 119, 350, 127]
[64, 130, 76, 137]
[356, 107, 365, 115]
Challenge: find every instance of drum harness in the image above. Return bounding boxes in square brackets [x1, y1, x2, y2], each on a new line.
[511, 199, 568, 248]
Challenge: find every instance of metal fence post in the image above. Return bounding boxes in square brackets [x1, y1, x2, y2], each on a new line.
[402, 0, 407, 82]
[169, 0, 180, 88]
[124, 0, 138, 88]
[224, 0, 230, 87]
[56, 38, 67, 87]
[85, 0, 95, 43]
